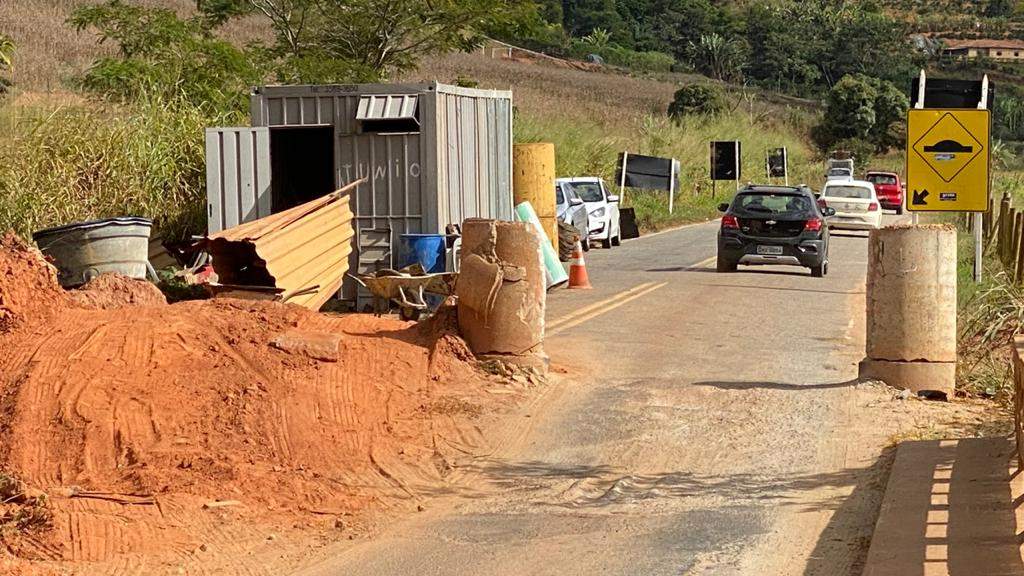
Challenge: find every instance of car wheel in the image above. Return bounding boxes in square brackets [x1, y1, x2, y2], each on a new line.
[896, 205, 904, 215]
[811, 263, 826, 278]
[611, 232, 621, 246]
[582, 237, 590, 251]
[603, 235, 613, 249]
[716, 256, 737, 273]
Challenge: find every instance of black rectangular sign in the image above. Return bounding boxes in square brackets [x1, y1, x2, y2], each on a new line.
[767, 147, 787, 178]
[616, 153, 675, 192]
[711, 141, 741, 181]
[910, 78, 994, 109]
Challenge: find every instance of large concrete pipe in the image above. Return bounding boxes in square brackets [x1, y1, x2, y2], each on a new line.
[456, 219, 547, 369]
[513, 143, 558, 252]
[859, 224, 957, 396]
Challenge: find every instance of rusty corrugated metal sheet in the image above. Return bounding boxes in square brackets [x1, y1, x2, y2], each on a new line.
[207, 180, 362, 310]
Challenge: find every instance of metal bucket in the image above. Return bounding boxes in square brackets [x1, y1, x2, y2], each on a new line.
[32, 217, 153, 287]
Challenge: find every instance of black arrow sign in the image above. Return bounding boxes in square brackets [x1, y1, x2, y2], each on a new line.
[912, 189, 930, 206]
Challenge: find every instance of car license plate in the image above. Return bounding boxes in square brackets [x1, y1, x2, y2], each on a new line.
[757, 245, 784, 255]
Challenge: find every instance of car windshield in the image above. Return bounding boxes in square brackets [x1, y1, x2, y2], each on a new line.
[572, 183, 605, 202]
[734, 193, 811, 215]
[828, 168, 851, 176]
[867, 174, 897, 185]
[825, 185, 872, 199]
[556, 186, 565, 204]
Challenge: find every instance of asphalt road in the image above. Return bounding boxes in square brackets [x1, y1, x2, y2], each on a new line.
[302, 215, 907, 575]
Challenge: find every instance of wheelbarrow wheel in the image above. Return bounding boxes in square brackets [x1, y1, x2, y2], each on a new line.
[399, 306, 421, 322]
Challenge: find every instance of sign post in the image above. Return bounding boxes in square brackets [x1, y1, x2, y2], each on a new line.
[618, 151, 629, 204]
[668, 162, 675, 214]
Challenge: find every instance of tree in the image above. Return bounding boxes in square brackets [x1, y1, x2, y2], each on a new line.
[688, 33, 747, 83]
[0, 34, 13, 95]
[667, 84, 725, 118]
[814, 74, 907, 153]
[984, 0, 1015, 17]
[744, 1, 916, 96]
[69, 1, 259, 111]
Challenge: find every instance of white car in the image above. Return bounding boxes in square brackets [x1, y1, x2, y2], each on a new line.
[555, 177, 621, 248]
[825, 167, 853, 182]
[820, 179, 882, 230]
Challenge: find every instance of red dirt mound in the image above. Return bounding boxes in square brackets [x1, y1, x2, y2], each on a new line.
[67, 273, 167, 309]
[0, 237, 504, 573]
[0, 233, 67, 333]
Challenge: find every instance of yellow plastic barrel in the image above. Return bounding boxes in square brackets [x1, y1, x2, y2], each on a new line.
[513, 143, 558, 252]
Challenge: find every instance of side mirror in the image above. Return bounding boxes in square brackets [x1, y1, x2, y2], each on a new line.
[569, 197, 584, 206]
[717, 203, 730, 212]
[824, 207, 836, 217]
[607, 195, 620, 203]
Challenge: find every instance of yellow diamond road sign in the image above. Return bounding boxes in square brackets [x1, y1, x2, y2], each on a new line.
[907, 109, 990, 212]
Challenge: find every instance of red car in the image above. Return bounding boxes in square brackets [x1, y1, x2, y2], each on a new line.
[865, 171, 904, 214]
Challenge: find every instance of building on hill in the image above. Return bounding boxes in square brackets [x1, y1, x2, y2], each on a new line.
[941, 38, 1024, 61]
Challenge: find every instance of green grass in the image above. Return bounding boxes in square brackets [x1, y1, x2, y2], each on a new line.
[0, 97, 240, 241]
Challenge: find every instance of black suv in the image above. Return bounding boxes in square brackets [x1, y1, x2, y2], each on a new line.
[716, 185, 834, 277]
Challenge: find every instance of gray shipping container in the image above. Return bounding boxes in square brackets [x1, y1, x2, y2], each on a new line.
[205, 82, 514, 301]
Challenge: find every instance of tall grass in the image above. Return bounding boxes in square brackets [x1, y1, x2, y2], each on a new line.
[0, 98, 239, 240]
[514, 104, 822, 231]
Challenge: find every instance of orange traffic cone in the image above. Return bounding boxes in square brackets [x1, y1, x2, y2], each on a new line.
[567, 240, 592, 289]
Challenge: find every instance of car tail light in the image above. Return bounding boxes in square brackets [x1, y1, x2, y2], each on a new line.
[868, 202, 879, 211]
[804, 218, 823, 232]
[721, 215, 739, 229]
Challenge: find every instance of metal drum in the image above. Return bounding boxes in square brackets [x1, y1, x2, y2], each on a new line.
[32, 217, 153, 287]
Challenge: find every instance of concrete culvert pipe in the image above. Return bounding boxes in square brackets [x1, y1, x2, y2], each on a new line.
[859, 224, 957, 396]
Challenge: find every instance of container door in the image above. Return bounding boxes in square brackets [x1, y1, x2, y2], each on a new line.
[205, 127, 272, 233]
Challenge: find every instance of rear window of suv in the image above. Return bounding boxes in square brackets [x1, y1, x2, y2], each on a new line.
[735, 193, 811, 215]
[824, 185, 872, 199]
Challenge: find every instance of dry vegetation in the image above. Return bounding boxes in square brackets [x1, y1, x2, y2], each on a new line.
[0, 0, 268, 93]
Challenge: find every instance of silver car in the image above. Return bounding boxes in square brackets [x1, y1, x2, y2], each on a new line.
[556, 181, 590, 250]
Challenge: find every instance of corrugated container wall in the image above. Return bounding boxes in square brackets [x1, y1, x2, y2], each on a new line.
[239, 82, 513, 300]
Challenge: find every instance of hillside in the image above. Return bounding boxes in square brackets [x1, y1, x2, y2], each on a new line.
[1, 0, 829, 236]
[0, 0, 266, 93]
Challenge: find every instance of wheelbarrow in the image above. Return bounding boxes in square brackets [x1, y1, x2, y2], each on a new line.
[349, 264, 457, 321]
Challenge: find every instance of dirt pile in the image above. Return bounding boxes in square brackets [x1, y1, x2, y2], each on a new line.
[0, 233, 67, 332]
[66, 274, 167, 309]
[0, 238, 502, 573]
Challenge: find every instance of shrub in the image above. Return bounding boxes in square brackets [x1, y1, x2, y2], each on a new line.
[566, 40, 674, 72]
[668, 84, 726, 119]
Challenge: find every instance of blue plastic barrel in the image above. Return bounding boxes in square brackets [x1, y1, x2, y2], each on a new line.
[398, 234, 447, 273]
